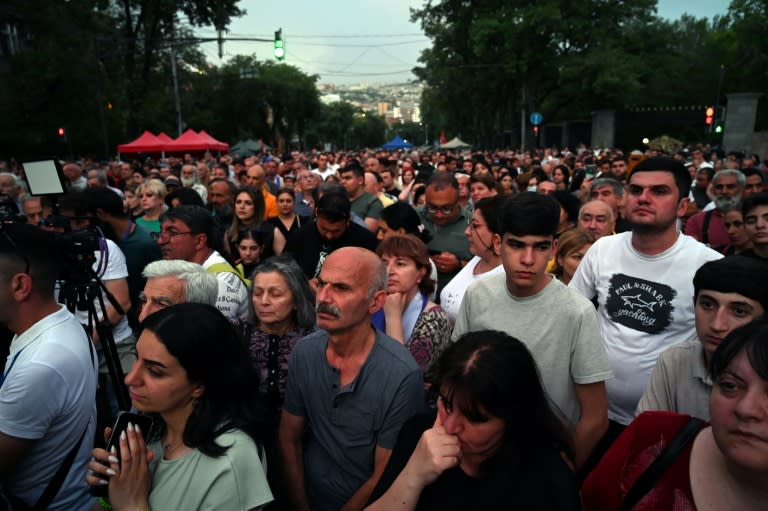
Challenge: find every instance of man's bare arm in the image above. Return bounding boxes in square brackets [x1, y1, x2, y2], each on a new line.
[340, 445, 392, 511]
[279, 410, 309, 511]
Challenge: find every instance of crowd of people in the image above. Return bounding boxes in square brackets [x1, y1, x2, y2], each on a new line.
[0, 143, 767, 510]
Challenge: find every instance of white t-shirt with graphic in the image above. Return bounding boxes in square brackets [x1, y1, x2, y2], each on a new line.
[202, 251, 250, 322]
[569, 232, 722, 424]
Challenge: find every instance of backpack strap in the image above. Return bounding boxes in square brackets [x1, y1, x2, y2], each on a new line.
[207, 262, 251, 287]
[621, 417, 705, 511]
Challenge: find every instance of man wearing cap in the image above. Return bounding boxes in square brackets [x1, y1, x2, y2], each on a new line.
[684, 169, 745, 247]
[636, 256, 768, 420]
[570, 157, 722, 434]
[284, 191, 378, 279]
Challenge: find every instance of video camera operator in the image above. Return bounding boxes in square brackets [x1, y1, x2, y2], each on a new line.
[51, 192, 134, 420]
[0, 223, 97, 510]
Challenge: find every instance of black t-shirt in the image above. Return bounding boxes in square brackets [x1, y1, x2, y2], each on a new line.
[284, 220, 378, 278]
[369, 414, 580, 511]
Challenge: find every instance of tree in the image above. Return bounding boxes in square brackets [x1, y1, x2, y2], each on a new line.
[305, 101, 358, 149]
[348, 112, 387, 149]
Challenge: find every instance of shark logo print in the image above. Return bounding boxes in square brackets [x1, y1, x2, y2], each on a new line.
[606, 274, 676, 334]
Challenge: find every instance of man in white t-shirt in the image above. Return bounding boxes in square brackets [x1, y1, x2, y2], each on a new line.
[156, 205, 249, 321]
[56, 192, 134, 374]
[0, 224, 97, 511]
[570, 157, 722, 432]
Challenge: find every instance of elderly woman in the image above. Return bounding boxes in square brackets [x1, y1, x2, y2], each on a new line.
[87, 303, 273, 510]
[582, 318, 768, 510]
[375, 235, 452, 381]
[135, 179, 167, 233]
[242, 256, 316, 421]
[366, 330, 579, 510]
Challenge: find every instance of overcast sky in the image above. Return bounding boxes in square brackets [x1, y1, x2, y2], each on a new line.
[193, 0, 731, 85]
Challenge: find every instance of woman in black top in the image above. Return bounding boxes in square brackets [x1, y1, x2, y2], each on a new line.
[366, 330, 580, 511]
[267, 187, 310, 239]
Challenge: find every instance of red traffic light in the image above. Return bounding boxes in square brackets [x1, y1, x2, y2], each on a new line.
[57, 127, 65, 136]
[533, 125, 539, 135]
[705, 106, 715, 125]
[705, 107, 715, 117]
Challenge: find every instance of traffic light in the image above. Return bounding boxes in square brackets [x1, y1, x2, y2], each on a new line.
[705, 106, 714, 126]
[533, 125, 539, 136]
[274, 29, 285, 61]
[57, 127, 67, 142]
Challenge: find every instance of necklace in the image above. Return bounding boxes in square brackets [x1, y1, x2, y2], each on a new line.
[162, 438, 185, 457]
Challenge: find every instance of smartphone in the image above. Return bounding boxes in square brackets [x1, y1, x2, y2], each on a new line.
[105, 412, 155, 461]
[91, 412, 154, 497]
[584, 164, 597, 180]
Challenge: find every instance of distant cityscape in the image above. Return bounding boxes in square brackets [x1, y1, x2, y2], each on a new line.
[317, 81, 424, 127]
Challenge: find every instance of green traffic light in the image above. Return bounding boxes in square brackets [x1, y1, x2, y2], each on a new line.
[274, 29, 285, 61]
[715, 125, 723, 133]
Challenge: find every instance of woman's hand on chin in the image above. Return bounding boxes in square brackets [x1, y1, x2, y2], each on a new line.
[384, 292, 409, 317]
[403, 414, 461, 488]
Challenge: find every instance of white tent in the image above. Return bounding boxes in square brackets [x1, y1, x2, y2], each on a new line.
[439, 137, 471, 149]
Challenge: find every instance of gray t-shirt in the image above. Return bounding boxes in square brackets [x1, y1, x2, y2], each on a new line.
[453, 274, 612, 429]
[283, 329, 424, 511]
[636, 341, 712, 420]
[350, 192, 383, 221]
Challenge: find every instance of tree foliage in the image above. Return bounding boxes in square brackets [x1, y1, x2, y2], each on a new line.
[0, 1, 322, 158]
[412, 0, 768, 146]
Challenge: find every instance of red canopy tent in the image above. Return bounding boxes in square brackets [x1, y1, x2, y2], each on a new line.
[117, 131, 165, 154]
[162, 129, 229, 153]
[156, 132, 174, 143]
[198, 130, 229, 151]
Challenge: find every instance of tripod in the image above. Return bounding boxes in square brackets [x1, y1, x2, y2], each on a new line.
[59, 263, 130, 421]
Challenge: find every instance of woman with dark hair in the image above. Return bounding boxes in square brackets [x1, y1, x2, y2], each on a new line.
[224, 187, 285, 260]
[582, 318, 768, 510]
[235, 227, 266, 280]
[87, 303, 273, 510]
[552, 190, 580, 236]
[377, 201, 432, 244]
[440, 196, 505, 322]
[552, 164, 571, 191]
[267, 187, 310, 238]
[366, 330, 579, 510]
[375, 235, 451, 380]
[497, 172, 515, 196]
[468, 173, 499, 205]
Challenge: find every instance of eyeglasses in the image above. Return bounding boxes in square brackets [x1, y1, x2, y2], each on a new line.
[150, 230, 194, 241]
[1, 228, 31, 275]
[426, 204, 456, 215]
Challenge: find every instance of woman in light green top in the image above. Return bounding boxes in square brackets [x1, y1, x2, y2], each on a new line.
[135, 179, 167, 233]
[87, 303, 273, 510]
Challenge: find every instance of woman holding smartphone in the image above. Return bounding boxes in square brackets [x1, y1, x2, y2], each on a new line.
[86, 303, 273, 510]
